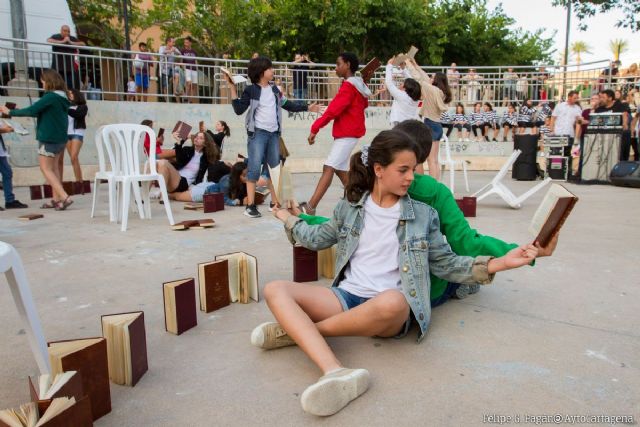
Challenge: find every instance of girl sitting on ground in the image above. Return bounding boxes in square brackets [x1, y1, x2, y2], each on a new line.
[141, 119, 174, 160]
[170, 161, 247, 205]
[256, 129, 540, 417]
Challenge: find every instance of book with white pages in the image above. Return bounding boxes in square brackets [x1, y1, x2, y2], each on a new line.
[3, 119, 29, 135]
[528, 184, 578, 247]
[220, 66, 247, 84]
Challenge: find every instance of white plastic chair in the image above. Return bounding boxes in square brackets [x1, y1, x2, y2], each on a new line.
[0, 241, 50, 375]
[103, 124, 174, 231]
[438, 134, 469, 195]
[91, 126, 145, 222]
[472, 149, 551, 209]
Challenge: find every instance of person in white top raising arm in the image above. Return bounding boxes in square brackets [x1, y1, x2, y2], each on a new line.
[384, 58, 421, 127]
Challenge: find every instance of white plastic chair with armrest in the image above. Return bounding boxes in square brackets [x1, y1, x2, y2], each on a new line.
[106, 124, 174, 231]
[437, 134, 470, 195]
[0, 241, 50, 375]
[472, 149, 551, 209]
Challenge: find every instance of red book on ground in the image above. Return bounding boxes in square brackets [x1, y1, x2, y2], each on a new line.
[293, 245, 318, 282]
[43, 184, 53, 198]
[30, 185, 43, 200]
[101, 311, 148, 387]
[198, 259, 231, 313]
[28, 370, 85, 415]
[203, 192, 224, 213]
[163, 278, 198, 335]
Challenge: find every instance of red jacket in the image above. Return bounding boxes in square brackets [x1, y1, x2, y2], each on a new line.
[311, 80, 369, 138]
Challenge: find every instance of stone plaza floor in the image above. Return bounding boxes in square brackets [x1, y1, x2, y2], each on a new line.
[0, 172, 638, 426]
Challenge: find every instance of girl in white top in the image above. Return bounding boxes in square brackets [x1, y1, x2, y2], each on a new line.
[384, 58, 421, 126]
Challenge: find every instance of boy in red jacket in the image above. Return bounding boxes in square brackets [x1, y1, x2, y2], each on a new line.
[302, 52, 371, 215]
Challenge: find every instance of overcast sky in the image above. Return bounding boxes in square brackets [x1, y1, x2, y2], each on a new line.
[487, 0, 640, 66]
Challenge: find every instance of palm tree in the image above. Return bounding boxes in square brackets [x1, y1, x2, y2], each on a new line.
[571, 41, 592, 67]
[609, 39, 629, 62]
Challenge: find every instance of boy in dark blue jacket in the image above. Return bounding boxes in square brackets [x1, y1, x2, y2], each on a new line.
[225, 56, 320, 218]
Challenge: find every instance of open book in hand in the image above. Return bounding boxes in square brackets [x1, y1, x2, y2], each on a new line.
[220, 66, 247, 84]
[360, 57, 381, 83]
[268, 164, 294, 207]
[392, 46, 419, 66]
[529, 184, 578, 247]
[3, 119, 29, 135]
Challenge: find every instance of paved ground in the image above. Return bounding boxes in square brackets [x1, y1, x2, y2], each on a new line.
[0, 172, 638, 426]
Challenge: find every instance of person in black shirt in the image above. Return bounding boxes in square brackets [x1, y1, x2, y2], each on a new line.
[204, 120, 230, 152]
[292, 53, 313, 100]
[47, 25, 85, 89]
[595, 89, 636, 160]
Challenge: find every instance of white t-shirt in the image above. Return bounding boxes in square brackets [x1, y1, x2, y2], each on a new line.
[552, 102, 582, 137]
[67, 106, 85, 137]
[179, 151, 202, 185]
[254, 86, 279, 132]
[339, 197, 401, 298]
[127, 80, 137, 93]
[385, 64, 419, 125]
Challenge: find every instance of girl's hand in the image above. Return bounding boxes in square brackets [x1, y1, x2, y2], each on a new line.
[0, 106, 9, 115]
[502, 244, 538, 269]
[172, 131, 181, 142]
[272, 205, 291, 222]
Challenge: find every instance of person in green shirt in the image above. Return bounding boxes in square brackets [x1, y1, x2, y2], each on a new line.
[1, 69, 73, 210]
[294, 119, 558, 306]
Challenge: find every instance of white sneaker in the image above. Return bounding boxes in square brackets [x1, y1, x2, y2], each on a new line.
[300, 368, 370, 416]
[149, 187, 161, 199]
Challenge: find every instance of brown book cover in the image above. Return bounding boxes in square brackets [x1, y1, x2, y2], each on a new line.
[360, 57, 381, 83]
[529, 184, 578, 247]
[215, 252, 259, 303]
[203, 193, 224, 213]
[82, 180, 91, 194]
[198, 260, 231, 313]
[172, 121, 192, 141]
[28, 371, 84, 415]
[172, 220, 200, 230]
[19, 214, 44, 221]
[39, 396, 93, 427]
[184, 203, 203, 211]
[47, 338, 111, 421]
[163, 278, 198, 335]
[100, 311, 148, 387]
[293, 246, 318, 282]
[191, 219, 215, 229]
[30, 185, 43, 200]
[62, 181, 74, 196]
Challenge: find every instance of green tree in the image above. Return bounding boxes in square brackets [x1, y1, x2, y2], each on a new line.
[552, 0, 640, 32]
[609, 39, 628, 62]
[570, 41, 592, 66]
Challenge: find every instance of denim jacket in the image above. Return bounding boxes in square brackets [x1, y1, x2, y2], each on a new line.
[284, 192, 495, 342]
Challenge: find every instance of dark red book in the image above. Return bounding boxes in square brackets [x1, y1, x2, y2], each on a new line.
[172, 121, 192, 141]
[72, 181, 84, 195]
[62, 181, 74, 195]
[30, 185, 43, 200]
[47, 337, 111, 421]
[82, 180, 91, 194]
[293, 245, 318, 282]
[163, 278, 198, 335]
[198, 259, 231, 313]
[43, 184, 53, 198]
[360, 57, 381, 83]
[101, 311, 148, 387]
[203, 192, 224, 213]
[28, 370, 85, 415]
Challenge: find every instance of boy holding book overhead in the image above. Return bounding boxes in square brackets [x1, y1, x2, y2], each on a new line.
[224, 56, 321, 218]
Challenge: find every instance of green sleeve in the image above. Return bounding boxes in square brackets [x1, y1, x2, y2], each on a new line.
[298, 212, 330, 225]
[10, 93, 53, 118]
[409, 174, 517, 258]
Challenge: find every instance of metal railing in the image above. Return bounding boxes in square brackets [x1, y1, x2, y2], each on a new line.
[0, 36, 631, 105]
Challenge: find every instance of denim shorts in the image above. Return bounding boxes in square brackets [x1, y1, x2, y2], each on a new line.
[332, 287, 412, 338]
[68, 134, 84, 142]
[135, 73, 149, 89]
[37, 142, 66, 157]
[423, 117, 444, 141]
[247, 128, 280, 182]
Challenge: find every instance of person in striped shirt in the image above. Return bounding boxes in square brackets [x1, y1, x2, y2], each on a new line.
[470, 102, 484, 142]
[501, 103, 518, 142]
[451, 103, 471, 141]
[534, 101, 553, 130]
[441, 110, 454, 138]
[517, 99, 537, 134]
[482, 102, 499, 142]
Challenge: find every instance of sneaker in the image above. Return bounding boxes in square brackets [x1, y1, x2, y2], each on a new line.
[300, 368, 370, 416]
[453, 284, 470, 299]
[268, 201, 279, 212]
[250, 322, 296, 350]
[468, 284, 481, 295]
[244, 204, 261, 218]
[5, 200, 28, 209]
[149, 187, 162, 199]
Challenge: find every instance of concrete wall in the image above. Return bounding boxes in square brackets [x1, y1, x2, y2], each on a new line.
[3, 97, 516, 185]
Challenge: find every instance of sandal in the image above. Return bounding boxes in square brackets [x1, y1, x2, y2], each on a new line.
[40, 199, 57, 209]
[54, 197, 73, 211]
